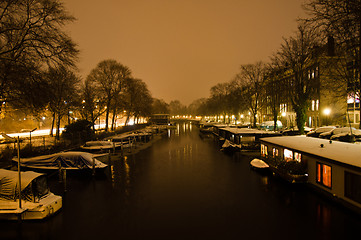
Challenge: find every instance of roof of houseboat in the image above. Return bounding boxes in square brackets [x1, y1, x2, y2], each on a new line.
[261, 136, 361, 169]
[220, 127, 279, 135]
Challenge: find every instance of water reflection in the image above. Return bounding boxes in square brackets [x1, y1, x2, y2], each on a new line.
[1, 122, 361, 240]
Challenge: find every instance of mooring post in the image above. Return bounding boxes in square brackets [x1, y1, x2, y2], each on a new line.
[57, 160, 62, 183]
[92, 157, 95, 176]
[17, 136, 22, 210]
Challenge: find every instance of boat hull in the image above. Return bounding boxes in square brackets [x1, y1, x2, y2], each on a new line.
[0, 193, 62, 220]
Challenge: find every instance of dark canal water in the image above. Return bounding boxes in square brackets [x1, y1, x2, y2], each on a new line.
[1, 123, 361, 240]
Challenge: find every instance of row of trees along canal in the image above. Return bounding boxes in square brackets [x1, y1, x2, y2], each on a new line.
[192, 1, 361, 134]
[0, 0, 167, 140]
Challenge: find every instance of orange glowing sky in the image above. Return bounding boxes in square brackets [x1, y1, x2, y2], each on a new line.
[63, 0, 307, 105]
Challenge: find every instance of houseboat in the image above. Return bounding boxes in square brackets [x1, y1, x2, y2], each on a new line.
[260, 135, 361, 212]
[218, 127, 281, 151]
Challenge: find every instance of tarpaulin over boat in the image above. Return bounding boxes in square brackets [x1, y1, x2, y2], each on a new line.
[12, 151, 107, 170]
[0, 169, 47, 201]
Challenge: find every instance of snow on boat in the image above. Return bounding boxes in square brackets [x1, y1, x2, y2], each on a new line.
[250, 158, 269, 169]
[221, 139, 241, 152]
[80, 141, 121, 152]
[0, 169, 62, 220]
[12, 151, 108, 171]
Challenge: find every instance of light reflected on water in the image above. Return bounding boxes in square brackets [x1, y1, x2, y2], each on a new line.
[1, 123, 361, 240]
[261, 175, 269, 186]
[110, 165, 115, 188]
[123, 155, 130, 197]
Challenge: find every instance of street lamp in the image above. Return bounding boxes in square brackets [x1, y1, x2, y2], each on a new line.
[323, 108, 331, 116]
[323, 108, 331, 125]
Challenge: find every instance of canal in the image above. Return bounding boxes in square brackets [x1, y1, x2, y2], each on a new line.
[1, 123, 361, 240]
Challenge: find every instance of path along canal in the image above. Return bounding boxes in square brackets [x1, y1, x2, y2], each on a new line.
[1, 123, 361, 240]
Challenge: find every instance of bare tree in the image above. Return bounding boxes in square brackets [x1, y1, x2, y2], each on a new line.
[86, 59, 132, 131]
[80, 79, 107, 132]
[152, 99, 169, 114]
[304, 0, 361, 126]
[0, 0, 78, 113]
[271, 23, 322, 133]
[46, 65, 80, 139]
[234, 61, 267, 127]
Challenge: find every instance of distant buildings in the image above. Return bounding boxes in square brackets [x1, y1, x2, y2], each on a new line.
[263, 38, 359, 129]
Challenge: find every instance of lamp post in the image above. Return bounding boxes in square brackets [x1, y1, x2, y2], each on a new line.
[29, 128, 37, 152]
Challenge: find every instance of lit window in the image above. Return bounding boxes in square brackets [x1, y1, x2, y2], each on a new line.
[316, 100, 319, 111]
[261, 144, 268, 157]
[294, 152, 301, 162]
[273, 148, 279, 157]
[316, 162, 332, 188]
[284, 149, 293, 162]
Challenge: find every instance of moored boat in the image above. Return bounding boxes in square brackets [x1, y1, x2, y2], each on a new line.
[80, 141, 122, 152]
[260, 135, 361, 213]
[12, 151, 108, 171]
[221, 139, 241, 153]
[250, 158, 269, 169]
[218, 127, 281, 151]
[0, 169, 62, 220]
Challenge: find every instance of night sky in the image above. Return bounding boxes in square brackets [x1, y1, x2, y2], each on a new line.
[63, 0, 307, 105]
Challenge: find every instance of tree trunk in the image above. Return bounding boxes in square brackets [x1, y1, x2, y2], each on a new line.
[50, 112, 55, 136]
[125, 113, 130, 126]
[111, 107, 116, 131]
[55, 113, 61, 140]
[295, 105, 307, 134]
[91, 111, 95, 132]
[253, 114, 257, 128]
[105, 109, 109, 132]
[273, 105, 278, 131]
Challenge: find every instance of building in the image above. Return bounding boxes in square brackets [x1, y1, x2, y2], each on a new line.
[263, 40, 352, 129]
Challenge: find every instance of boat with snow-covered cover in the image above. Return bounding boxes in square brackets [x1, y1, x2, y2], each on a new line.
[12, 151, 108, 171]
[0, 169, 62, 220]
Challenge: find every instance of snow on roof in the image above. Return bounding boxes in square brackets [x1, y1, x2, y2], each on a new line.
[261, 136, 361, 169]
[220, 127, 278, 135]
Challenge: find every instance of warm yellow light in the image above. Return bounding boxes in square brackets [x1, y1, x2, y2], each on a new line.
[281, 112, 286, 117]
[323, 108, 331, 115]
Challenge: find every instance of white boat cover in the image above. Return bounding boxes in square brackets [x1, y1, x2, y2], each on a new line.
[12, 151, 107, 170]
[0, 169, 43, 199]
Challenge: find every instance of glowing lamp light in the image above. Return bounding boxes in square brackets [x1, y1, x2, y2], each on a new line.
[323, 108, 331, 116]
[281, 112, 286, 117]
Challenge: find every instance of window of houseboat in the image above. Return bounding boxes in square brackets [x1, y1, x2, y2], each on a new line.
[261, 144, 268, 157]
[345, 171, 361, 204]
[272, 148, 279, 157]
[294, 152, 301, 162]
[283, 149, 293, 162]
[316, 162, 332, 188]
[230, 134, 235, 142]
